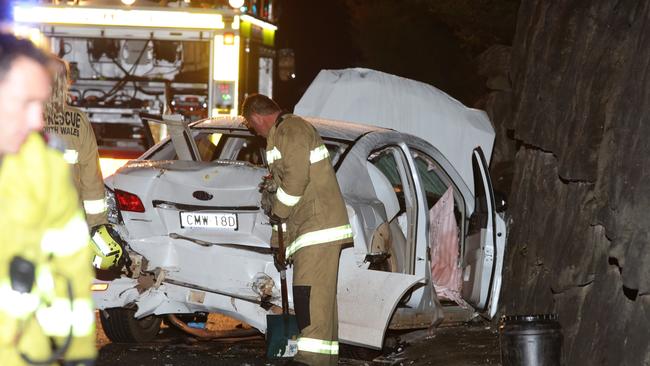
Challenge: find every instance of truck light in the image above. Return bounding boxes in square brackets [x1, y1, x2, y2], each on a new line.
[240, 14, 277, 31]
[224, 32, 235, 45]
[213, 34, 239, 82]
[13, 5, 225, 30]
[11, 25, 46, 48]
[229, 0, 245, 9]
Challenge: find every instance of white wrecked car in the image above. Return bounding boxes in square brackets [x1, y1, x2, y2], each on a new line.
[93, 68, 507, 350]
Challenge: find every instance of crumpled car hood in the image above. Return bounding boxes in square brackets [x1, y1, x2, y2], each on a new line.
[294, 67, 495, 193]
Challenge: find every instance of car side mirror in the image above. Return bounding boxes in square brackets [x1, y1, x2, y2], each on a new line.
[494, 191, 507, 213]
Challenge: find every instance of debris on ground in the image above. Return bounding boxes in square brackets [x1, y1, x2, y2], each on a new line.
[96, 313, 501, 365]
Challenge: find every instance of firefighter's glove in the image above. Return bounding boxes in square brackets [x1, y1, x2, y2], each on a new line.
[91, 224, 127, 271]
[259, 175, 278, 217]
[261, 189, 274, 218]
[258, 174, 278, 194]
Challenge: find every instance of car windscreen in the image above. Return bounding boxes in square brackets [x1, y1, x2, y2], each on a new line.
[146, 129, 349, 167]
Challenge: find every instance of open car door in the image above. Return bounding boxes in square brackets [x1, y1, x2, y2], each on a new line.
[461, 147, 505, 316]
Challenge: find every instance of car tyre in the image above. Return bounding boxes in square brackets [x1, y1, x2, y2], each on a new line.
[100, 307, 162, 343]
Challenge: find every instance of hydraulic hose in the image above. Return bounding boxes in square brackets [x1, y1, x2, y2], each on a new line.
[166, 314, 261, 341]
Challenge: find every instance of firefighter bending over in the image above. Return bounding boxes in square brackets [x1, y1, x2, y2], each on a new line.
[0, 34, 96, 366]
[243, 94, 353, 366]
[45, 56, 126, 272]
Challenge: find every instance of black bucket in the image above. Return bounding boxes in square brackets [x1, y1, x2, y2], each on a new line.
[499, 314, 562, 366]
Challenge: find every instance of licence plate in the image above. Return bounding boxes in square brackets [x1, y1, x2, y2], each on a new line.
[180, 212, 238, 230]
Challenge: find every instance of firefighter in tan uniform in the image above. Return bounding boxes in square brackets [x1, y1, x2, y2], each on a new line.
[0, 34, 96, 366]
[45, 57, 126, 272]
[243, 94, 352, 366]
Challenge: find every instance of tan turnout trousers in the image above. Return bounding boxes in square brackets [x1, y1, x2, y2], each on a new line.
[292, 243, 343, 366]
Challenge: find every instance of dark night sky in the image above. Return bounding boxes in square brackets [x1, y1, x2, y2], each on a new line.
[273, 0, 518, 110]
[274, 0, 361, 109]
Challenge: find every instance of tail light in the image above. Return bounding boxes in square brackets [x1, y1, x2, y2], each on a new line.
[115, 189, 145, 213]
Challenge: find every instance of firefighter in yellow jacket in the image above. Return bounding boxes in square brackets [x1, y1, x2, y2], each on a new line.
[0, 34, 96, 365]
[243, 94, 353, 366]
[45, 57, 125, 272]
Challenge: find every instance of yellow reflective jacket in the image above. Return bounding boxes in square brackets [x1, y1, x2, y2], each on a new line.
[0, 133, 97, 365]
[266, 114, 352, 258]
[45, 106, 108, 228]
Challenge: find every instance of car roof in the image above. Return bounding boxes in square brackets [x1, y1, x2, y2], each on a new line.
[192, 115, 389, 142]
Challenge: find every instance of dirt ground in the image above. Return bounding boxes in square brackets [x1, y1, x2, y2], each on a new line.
[95, 309, 502, 366]
[382, 322, 501, 366]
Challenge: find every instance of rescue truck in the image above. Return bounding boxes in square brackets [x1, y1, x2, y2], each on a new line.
[11, 1, 277, 175]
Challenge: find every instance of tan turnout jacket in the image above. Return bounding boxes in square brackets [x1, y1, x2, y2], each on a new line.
[266, 114, 352, 258]
[45, 106, 107, 228]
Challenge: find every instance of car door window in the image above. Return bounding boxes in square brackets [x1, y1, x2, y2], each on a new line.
[325, 142, 346, 168]
[368, 147, 406, 213]
[149, 131, 266, 166]
[411, 149, 464, 227]
[368, 145, 419, 274]
[195, 133, 266, 165]
[147, 127, 351, 170]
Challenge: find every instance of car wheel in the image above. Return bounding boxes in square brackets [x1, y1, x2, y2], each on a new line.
[99, 307, 162, 343]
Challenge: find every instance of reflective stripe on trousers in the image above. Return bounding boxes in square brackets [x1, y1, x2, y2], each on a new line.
[297, 337, 339, 355]
[286, 224, 353, 258]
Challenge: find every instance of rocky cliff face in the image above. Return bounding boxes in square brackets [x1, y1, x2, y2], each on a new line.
[495, 2, 650, 364]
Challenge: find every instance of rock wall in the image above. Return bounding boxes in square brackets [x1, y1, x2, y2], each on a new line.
[475, 44, 517, 195]
[497, 1, 650, 365]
